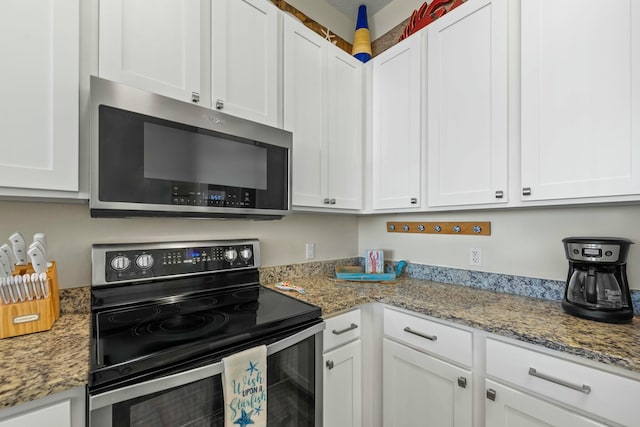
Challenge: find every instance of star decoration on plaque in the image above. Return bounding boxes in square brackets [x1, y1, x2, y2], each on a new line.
[234, 409, 255, 426]
[246, 360, 259, 376]
[254, 405, 263, 416]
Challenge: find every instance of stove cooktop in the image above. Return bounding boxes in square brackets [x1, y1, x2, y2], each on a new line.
[90, 284, 321, 390]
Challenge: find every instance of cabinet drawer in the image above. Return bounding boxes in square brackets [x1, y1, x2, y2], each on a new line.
[383, 307, 472, 367]
[323, 309, 362, 352]
[486, 338, 640, 427]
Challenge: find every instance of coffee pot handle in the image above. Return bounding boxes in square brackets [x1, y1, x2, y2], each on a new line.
[586, 267, 598, 304]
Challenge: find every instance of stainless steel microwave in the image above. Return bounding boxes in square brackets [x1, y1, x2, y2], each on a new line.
[89, 76, 292, 219]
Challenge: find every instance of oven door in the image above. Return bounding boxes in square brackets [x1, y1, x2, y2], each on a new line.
[89, 324, 323, 427]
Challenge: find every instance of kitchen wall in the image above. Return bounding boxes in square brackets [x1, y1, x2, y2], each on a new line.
[358, 204, 640, 290]
[286, 0, 426, 43]
[0, 201, 358, 289]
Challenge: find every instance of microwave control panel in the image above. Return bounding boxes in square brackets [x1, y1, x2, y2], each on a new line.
[171, 183, 256, 208]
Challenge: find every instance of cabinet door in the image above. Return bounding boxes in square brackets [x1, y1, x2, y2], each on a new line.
[427, 0, 508, 207]
[485, 380, 608, 427]
[372, 34, 422, 210]
[0, 400, 71, 427]
[521, 0, 640, 201]
[211, 0, 279, 126]
[323, 340, 362, 427]
[284, 17, 327, 208]
[99, 0, 201, 104]
[383, 338, 472, 427]
[327, 49, 363, 210]
[0, 0, 79, 192]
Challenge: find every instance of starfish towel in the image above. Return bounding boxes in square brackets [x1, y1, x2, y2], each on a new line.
[222, 345, 267, 427]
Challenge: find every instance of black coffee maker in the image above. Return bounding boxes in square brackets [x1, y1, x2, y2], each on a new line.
[562, 237, 634, 323]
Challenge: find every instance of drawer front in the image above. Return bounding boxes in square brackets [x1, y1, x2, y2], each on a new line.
[323, 309, 362, 352]
[486, 338, 640, 427]
[383, 307, 472, 367]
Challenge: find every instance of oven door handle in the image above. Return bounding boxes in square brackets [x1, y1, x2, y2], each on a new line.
[89, 321, 325, 410]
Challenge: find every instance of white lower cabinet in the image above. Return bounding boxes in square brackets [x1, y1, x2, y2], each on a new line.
[323, 309, 363, 427]
[383, 338, 473, 427]
[485, 379, 608, 427]
[382, 307, 473, 427]
[0, 386, 85, 427]
[324, 340, 362, 427]
[486, 338, 640, 427]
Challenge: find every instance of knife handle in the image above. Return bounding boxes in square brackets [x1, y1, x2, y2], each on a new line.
[9, 232, 27, 265]
[27, 246, 46, 274]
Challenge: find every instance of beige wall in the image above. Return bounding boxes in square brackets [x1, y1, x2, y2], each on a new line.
[358, 205, 640, 290]
[286, 0, 425, 43]
[0, 201, 358, 289]
[284, 0, 355, 43]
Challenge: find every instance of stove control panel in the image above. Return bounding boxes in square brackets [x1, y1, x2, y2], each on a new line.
[92, 239, 261, 285]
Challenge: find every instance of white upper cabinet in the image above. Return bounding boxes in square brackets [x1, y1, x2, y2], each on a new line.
[371, 33, 422, 210]
[211, 0, 279, 127]
[99, 0, 202, 104]
[284, 17, 363, 210]
[0, 0, 79, 193]
[520, 0, 640, 201]
[284, 18, 326, 208]
[427, 0, 508, 207]
[326, 48, 363, 210]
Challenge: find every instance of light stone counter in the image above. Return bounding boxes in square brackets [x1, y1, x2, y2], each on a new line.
[3, 273, 639, 411]
[263, 275, 640, 375]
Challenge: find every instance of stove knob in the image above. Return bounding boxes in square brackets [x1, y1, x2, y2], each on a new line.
[224, 248, 238, 262]
[239, 248, 252, 261]
[110, 255, 131, 271]
[136, 254, 154, 269]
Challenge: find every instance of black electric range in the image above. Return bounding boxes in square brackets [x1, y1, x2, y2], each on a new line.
[89, 239, 321, 393]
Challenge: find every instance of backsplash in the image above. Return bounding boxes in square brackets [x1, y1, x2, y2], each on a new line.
[389, 260, 640, 316]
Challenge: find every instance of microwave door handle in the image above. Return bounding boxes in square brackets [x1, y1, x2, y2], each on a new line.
[89, 322, 324, 410]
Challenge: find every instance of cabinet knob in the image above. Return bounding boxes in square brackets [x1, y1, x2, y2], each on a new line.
[457, 377, 467, 388]
[191, 92, 200, 103]
[324, 198, 331, 204]
[330, 199, 336, 205]
[495, 190, 504, 199]
[486, 388, 497, 401]
[410, 197, 418, 205]
[522, 187, 532, 196]
[216, 99, 224, 110]
[326, 360, 334, 370]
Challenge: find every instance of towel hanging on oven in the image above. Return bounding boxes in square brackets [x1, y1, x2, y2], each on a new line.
[222, 345, 267, 427]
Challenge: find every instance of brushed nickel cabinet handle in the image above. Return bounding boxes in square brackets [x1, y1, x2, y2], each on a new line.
[522, 187, 532, 196]
[326, 360, 334, 370]
[528, 367, 591, 394]
[486, 388, 496, 401]
[332, 323, 358, 335]
[403, 326, 437, 341]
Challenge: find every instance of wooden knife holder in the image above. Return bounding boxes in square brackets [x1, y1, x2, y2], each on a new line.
[0, 261, 60, 339]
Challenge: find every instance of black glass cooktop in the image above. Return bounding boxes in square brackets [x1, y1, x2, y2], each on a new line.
[89, 283, 321, 390]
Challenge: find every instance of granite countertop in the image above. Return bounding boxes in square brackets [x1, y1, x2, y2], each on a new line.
[263, 276, 640, 375]
[0, 313, 90, 410]
[2, 275, 640, 412]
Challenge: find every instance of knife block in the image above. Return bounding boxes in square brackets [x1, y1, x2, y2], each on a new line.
[0, 261, 60, 339]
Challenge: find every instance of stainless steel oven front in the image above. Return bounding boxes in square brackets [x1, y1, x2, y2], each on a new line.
[88, 239, 323, 427]
[89, 324, 323, 427]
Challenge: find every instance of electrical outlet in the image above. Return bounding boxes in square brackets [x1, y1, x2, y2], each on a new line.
[305, 243, 315, 260]
[469, 247, 482, 266]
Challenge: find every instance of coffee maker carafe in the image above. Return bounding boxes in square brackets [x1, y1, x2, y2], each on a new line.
[562, 237, 634, 323]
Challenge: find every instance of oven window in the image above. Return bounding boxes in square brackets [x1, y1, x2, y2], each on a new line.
[109, 335, 316, 426]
